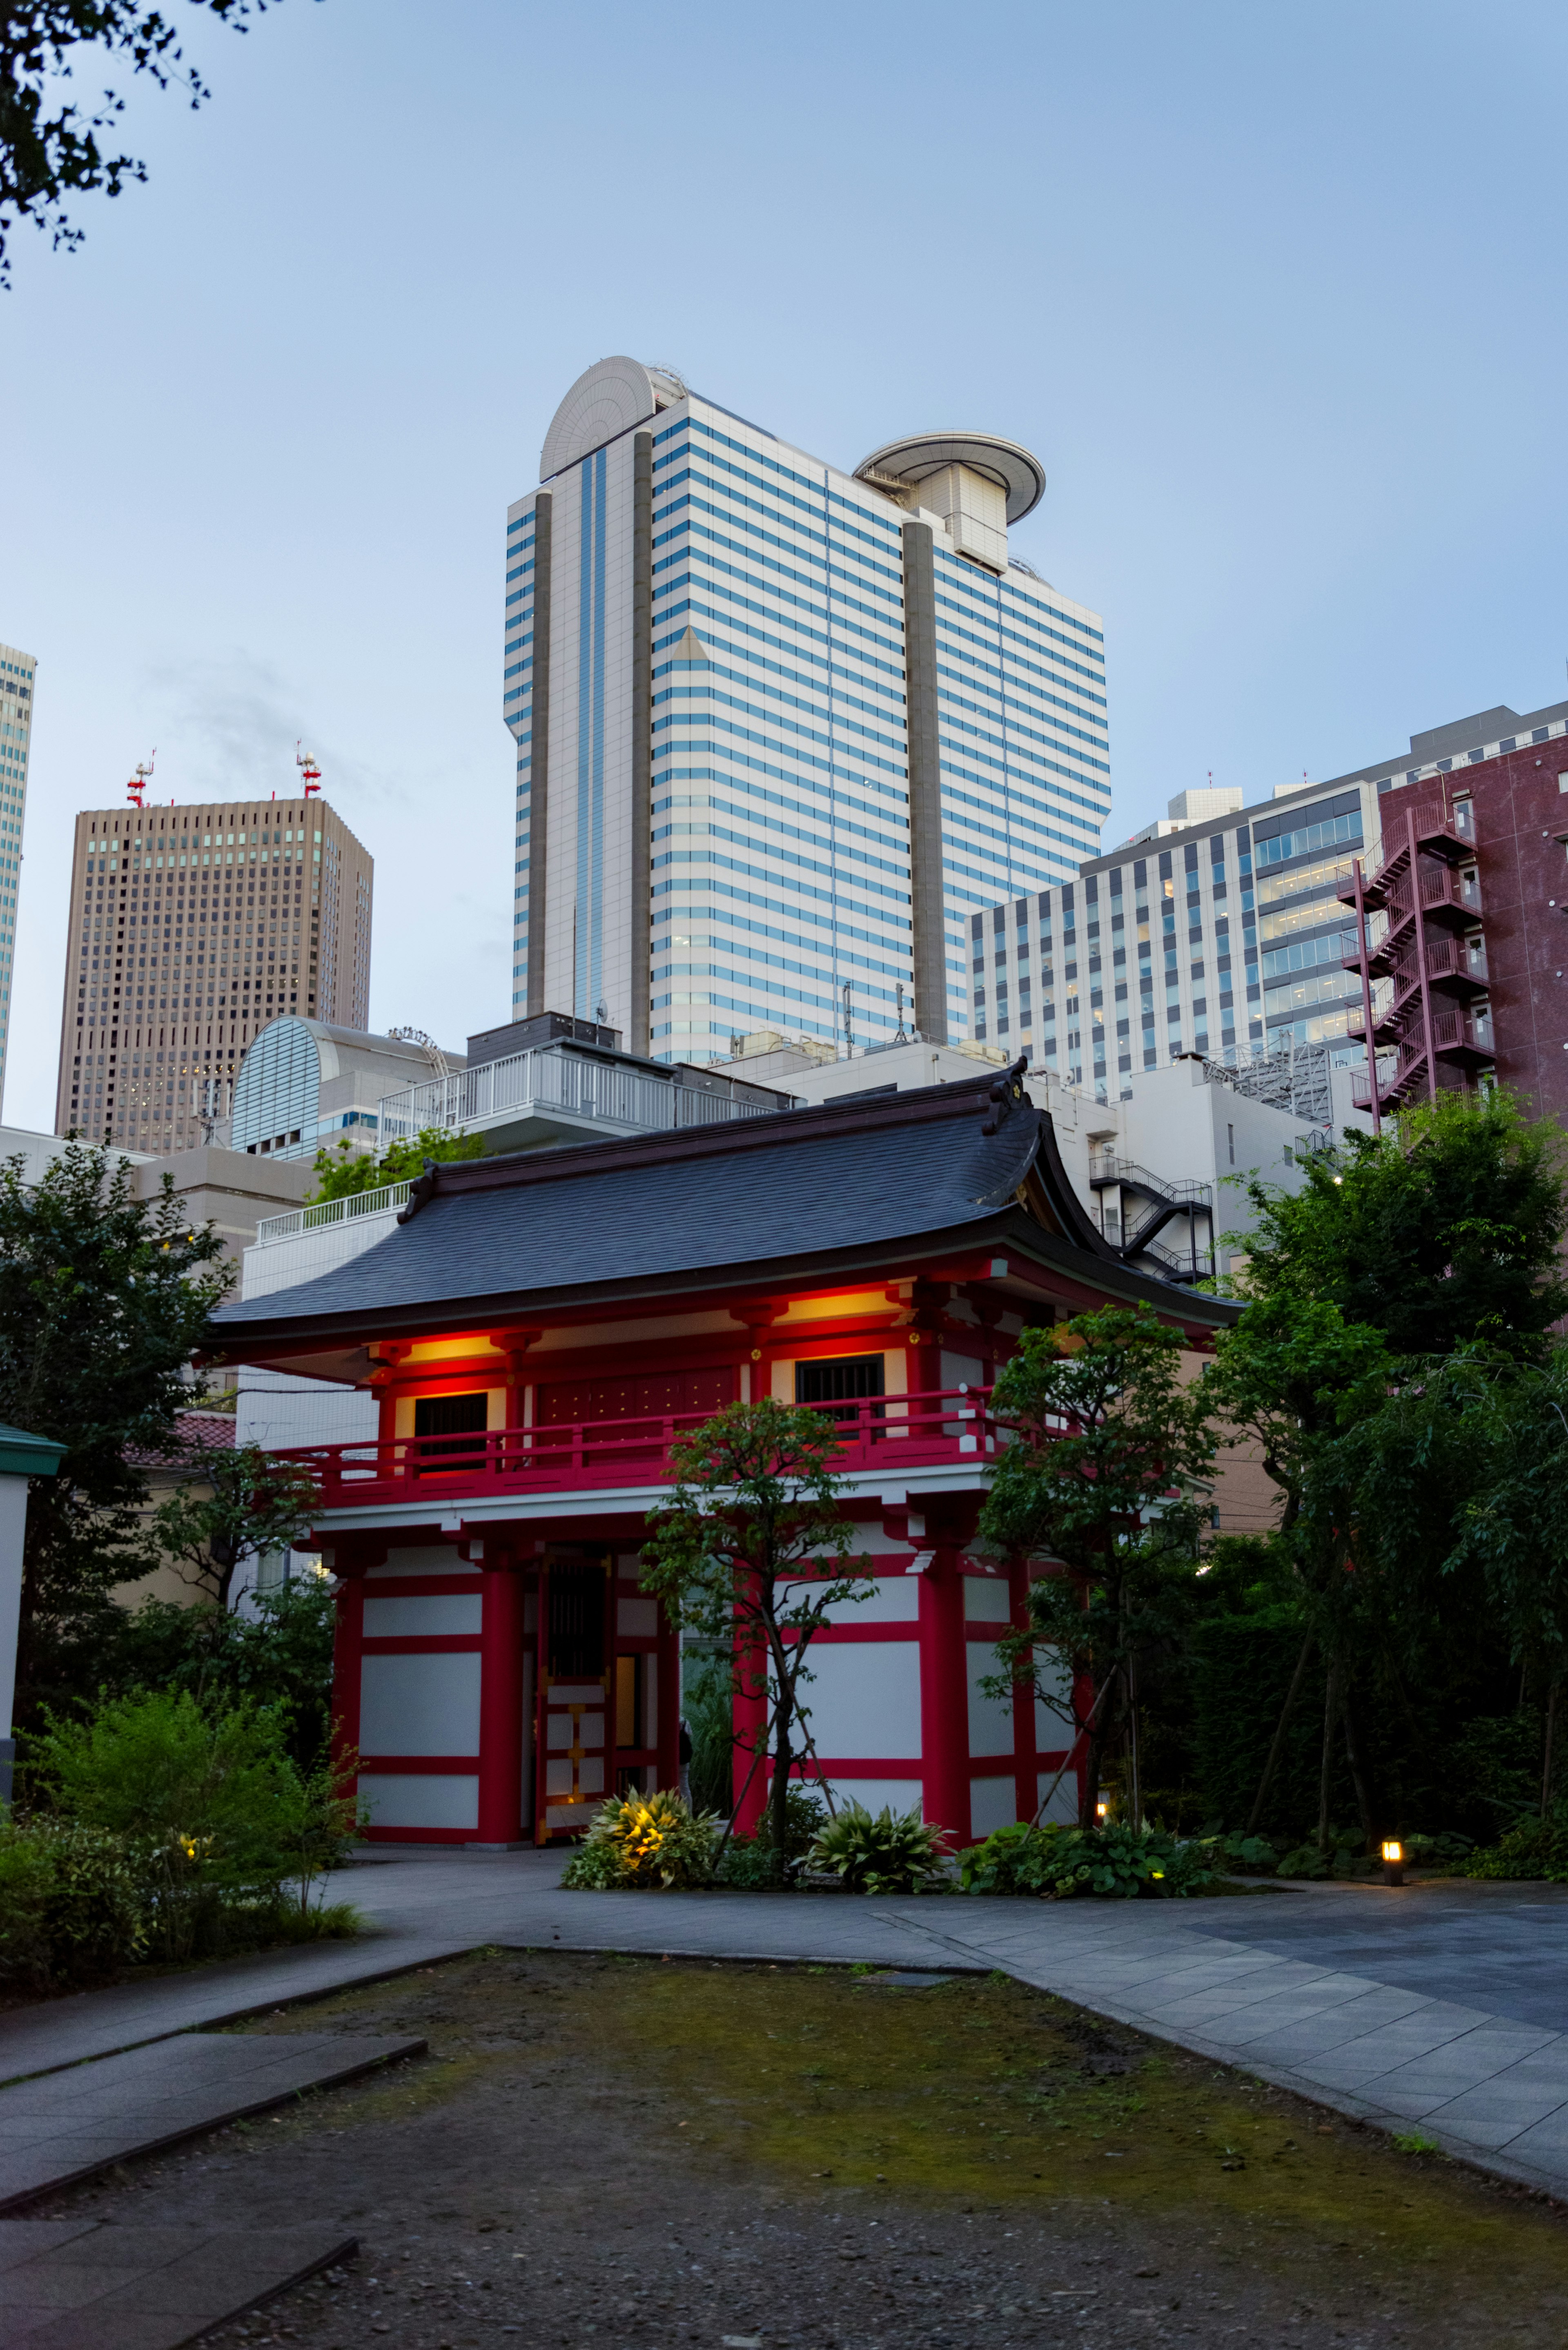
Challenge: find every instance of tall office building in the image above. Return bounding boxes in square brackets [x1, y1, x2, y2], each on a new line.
[504, 357, 1109, 1061]
[969, 772, 1381, 1096]
[53, 794, 373, 1153]
[0, 642, 37, 1113]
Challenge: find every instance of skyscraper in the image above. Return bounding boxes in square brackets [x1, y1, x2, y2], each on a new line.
[0, 641, 37, 1114]
[504, 359, 1109, 1062]
[53, 794, 373, 1153]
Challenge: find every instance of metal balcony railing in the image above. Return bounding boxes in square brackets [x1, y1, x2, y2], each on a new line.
[378, 1046, 779, 1146]
[254, 1182, 412, 1246]
[1086, 1155, 1212, 1210]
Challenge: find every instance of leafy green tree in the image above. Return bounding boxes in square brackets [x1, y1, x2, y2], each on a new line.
[1228, 1089, 1568, 1360]
[148, 1439, 320, 1611]
[980, 1305, 1218, 1829]
[0, 1143, 229, 1720]
[1201, 1293, 1391, 1531]
[0, 2, 307, 285]
[1446, 1348, 1568, 1813]
[640, 1399, 871, 1875]
[307, 1125, 486, 1202]
[114, 1577, 336, 1768]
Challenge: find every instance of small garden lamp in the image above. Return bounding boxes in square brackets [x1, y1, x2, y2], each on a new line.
[1096, 1800, 1109, 1823]
[1381, 1837, 1405, 1887]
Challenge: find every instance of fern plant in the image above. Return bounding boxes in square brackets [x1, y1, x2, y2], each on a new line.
[560, 1789, 721, 1891]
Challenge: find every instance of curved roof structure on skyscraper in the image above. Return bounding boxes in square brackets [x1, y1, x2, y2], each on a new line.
[854, 431, 1046, 523]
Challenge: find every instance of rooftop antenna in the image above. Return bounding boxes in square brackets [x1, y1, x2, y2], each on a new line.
[894, 981, 908, 1044]
[842, 977, 853, 1058]
[296, 742, 322, 799]
[126, 749, 155, 808]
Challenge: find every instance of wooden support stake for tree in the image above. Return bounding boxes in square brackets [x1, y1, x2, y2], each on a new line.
[1246, 1630, 1315, 1835]
[1317, 1657, 1342, 1855]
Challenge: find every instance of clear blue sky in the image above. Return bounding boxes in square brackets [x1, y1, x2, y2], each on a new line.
[4, 0, 1566, 1126]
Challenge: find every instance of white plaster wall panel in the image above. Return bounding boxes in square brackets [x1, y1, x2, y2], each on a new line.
[359, 1652, 480, 1757]
[358, 1773, 479, 1832]
[940, 1351, 986, 1394]
[811, 1577, 920, 1624]
[372, 1545, 468, 1579]
[617, 1596, 658, 1637]
[363, 1593, 482, 1638]
[1035, 1651, 1073, 1750]
[1038, 1770, 1078, 1824]
[967, 1641, 1016, 1758]
[548, 1708, 604, 1750]
[236, 1367, 376, 1451]
[797, 1640, 920, 1759]
[969, 1776, 1020, 1837]
[818, 1777, 923, 1815]
[963, 1578, 1012, 1622]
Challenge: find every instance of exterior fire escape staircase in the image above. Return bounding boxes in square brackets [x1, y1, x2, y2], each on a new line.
[1087, 1154, 1214, 1284]
[1337, 795, 1494, 1127]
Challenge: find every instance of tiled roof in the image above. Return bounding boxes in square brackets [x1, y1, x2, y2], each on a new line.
[209, 1066, 1238, 1351]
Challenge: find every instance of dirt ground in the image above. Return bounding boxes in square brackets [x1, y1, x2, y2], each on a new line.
[29, 1949, 1568, 2349]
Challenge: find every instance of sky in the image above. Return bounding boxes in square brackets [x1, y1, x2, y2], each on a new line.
[4, 0, 1567, 1128]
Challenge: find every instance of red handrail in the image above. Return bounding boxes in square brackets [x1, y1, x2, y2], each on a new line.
[278, 1387, 1001, 1508]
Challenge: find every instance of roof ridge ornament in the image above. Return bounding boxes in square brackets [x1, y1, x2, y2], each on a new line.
[980, 1053, 1029, 1135]
[396, 1157, 440, 1224]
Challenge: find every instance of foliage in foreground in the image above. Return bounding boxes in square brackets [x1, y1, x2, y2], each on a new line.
[7, 1687, 362, 1978]
[559, 1789, 721, 1891]
[959, 1818, 1220, 1900]
[111, 1579, 337, 1770]
[713, 1783, 827, 1888]
[805, 1802, 952, 1895]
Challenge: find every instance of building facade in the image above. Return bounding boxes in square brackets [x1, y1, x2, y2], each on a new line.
[208, 1069, 1234, 1847]
[504, 358, 1109, 1065]
[230, 1016, 466, 1164]
[53, 796, 373, 1153]
[0, 642, 36, 1115]
[967, 774, 1382, 1099]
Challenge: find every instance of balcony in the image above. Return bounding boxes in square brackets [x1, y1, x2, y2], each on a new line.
[279, 1389, 1003, 1514]
[1337, 799, 1479, 910]
[377, 1040, 792, 1156]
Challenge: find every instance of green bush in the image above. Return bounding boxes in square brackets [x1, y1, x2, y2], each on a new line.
[1451, 1810, 1568, 1882]
[0, 1816, 146, 1988]
[560, 1789, 720, 1891]
[959, 1819, 1218, 1900]
[805, 1802, 951, 1894]
[713, 1783, 829, 1888]
[681, 1654, 736, 1819]
[22, 1689, 361, 1962]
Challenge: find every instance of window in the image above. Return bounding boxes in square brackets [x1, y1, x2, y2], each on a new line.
[412, 1391, 488, 1460]
[795, 1353, 885, 1422]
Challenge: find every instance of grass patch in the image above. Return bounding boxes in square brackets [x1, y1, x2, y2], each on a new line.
[240, 1952, 1568, 2316]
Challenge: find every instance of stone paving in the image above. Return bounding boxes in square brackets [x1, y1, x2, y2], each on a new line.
[0, 2031, 423, 2211]
[9, 1848, 1568, 2210]
[0, 2218, 356, 2349]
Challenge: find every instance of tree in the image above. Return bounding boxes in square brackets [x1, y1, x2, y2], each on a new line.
[1200, 1293, 1392, 1532]
[980, 1305, 1218, 1829]
[0, 1143, 229, 1719]
[147, 1439, 320, 1611]
[113, 1577, 336, 1768]
[0, 1, 307, 285]
[639, 1399, 872, 1875]
[308, 1125, 486, 1203]
[1227, 1089, 1568, 1360]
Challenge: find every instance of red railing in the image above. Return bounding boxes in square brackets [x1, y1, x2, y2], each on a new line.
[279, 1387, 1002, 1510]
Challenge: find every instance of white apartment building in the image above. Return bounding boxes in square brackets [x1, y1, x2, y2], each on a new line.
[969, 774, 1382, 1099]
[504, 358, 1110, 1063]
[0, 642, 36, 1113]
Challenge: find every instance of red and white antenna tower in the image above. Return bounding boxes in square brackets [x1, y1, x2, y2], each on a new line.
[296, 742, 321, 799]
[126, 749, 156, 808]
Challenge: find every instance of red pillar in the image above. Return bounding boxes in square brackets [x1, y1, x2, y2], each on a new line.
[330, 1564, 366, 1789]
[477, 1561, 525, 1846]
[919, 1553, 971, 1845]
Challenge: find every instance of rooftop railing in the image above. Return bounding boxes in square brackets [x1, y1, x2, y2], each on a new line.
[378, 1044, 782, 1146]
[279, 1388, 1001, 1512]
[254, 1182, 411, 1247]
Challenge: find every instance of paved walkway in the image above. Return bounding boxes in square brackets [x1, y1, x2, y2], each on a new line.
[0, 2218, 356, 2349]
[9, 1850, 1568, 2203]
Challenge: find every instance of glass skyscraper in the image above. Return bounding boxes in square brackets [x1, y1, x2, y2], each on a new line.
[504, 360, 1109, 1060]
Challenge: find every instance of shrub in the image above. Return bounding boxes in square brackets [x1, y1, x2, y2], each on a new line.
[959, 1819, 1217, 1900]
[560, 1790, 720, 1891]
[23, 1688, 360, 1961]
[682, 1654, 735, 1820]
[1451, 1811, 1568, 1882]
[714, 1783, 829, 1888]
[0, 1816, 145, 1988]
[805, 1803, 951, 1894]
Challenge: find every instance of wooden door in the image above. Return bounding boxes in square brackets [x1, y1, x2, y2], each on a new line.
[534, 1556, 612, 1843]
